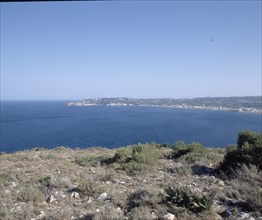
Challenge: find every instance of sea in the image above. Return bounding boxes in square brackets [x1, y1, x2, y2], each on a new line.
[1, 101, 261, 153]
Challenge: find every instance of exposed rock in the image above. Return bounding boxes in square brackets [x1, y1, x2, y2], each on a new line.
[60, 192, 66, 198]
[71, 192, 80, 198]
[116, 207, 122, 213]
[11, 182, 17, 187]
[90, 168, 96, 174]
[218, 180, 225, 187]
[31, 211, 46, 220]
[211, 213, 223, 220]
[237, 212, 255, 220]
[87, 197, 93, 203]
[151, 211, 158, 219]
[98, 192, 107, 200]
[47, 195, 56, 203]
[163, 213, 176, 220]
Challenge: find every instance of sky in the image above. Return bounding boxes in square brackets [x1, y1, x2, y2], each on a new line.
[0, 1, 261, 100]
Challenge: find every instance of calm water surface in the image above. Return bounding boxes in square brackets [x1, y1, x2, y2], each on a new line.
[1, 101, 261, 153]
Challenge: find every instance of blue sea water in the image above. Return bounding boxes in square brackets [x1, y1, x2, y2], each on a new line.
[0, 101, 261, 153]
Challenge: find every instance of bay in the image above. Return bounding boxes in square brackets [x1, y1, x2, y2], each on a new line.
[1, 101, 261, 153]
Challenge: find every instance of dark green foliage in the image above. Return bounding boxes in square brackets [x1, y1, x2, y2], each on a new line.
[127, 189, 157, 211]
[159, 143, 170, 148]
[120, 161, 144, 175]
[112, 144, 163, 174]
[132, 144, 161, 165]
[172, 141, 190, 159]
[112, 147, 133, 163]
[165, 185, 213, 213]
[39, 176, 52, 188]
[75, 155, 112, 167]
[0, 206, 8, 219]
[171, 141, 208, 162]
[78, 180, 102, 196]
[17, 185, 45, 203]
[0, 173, 11, 186]
[220, 130, 262, 172]
[129, 206, 152, 220]
[237, 130, 260, 147]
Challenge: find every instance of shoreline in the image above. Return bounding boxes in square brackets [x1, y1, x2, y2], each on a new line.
[66, 103, 262, 114]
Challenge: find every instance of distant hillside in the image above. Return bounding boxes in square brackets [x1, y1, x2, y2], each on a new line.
[67, 96, 262, 113]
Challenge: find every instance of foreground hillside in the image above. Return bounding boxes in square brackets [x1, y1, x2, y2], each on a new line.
[0, 131, 261, 220]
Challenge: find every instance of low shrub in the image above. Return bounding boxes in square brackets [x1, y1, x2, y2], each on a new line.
[165, 185, 213, 213]
[220, 130, 262, 173]
[132, 144, 162, 165]
[75, 155, 111, 167]
[0, 173, 12, 186]
[129, 206, 152, 220]
[112, 147, 133, 163]
[222, 164, 262, 215]
[127, 188, 161, 211]
[17, 185, 45, 204]
[112, 144, 163, 174]
[78, 180, 103, 196]
[171, 141, 208, 162]
[0, 206, 8, 219]
[119, 161, 143, 175]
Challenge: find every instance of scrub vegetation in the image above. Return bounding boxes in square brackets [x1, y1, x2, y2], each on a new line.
[0, 130, 261, 220]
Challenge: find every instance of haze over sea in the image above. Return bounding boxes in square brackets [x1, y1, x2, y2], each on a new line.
[1, 101, 261, 153]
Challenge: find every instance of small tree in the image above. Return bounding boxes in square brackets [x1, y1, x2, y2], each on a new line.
[237, 130, 259, 148]
[220, 130, 262, 173]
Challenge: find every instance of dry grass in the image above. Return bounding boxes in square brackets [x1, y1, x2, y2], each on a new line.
[0, 142, 260, 219]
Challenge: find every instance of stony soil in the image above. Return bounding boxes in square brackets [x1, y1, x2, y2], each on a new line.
[0, 145, 261, 220]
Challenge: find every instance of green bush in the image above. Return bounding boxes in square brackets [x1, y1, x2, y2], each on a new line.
[127, 188, 160, 211]
[220, 130, 262, 173]
[17, 185, 45, 204]
[132, 144, 161, 165]
[78, 180, 102, 196]
[0, 173, 12, 186]
[112, 144, 163, 174]
[171, 141, 208, 162]
[0, 206, 8, 219]
[120, 161, 143, 175]
[237, 130, 260, 147]
[129, 206, 152, 220]
[165, 185, 213, 213]
[113, 147, 133, 163]
[75, 155, 110, 167]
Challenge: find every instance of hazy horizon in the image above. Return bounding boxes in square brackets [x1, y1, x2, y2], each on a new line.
[1, 1, 261, 100]
[1, 95, 261, 102]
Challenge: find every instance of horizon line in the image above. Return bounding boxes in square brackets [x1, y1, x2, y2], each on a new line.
[1, 95, 261, 102]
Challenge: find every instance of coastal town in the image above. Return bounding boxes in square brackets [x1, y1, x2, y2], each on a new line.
[67, 97, 262, 114]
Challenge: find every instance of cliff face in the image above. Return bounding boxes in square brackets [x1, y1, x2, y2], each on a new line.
[0, 144, 261, 220]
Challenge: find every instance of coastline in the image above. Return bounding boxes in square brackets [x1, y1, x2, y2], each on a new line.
[66, 102, 262, 114]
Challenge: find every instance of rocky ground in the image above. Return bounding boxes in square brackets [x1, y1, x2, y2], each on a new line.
[0, 143, 261, 220]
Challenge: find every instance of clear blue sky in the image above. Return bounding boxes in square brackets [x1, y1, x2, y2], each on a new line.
[1, 1, 261, 100]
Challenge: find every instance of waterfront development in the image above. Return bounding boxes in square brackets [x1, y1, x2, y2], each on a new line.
[67, 97, 262, 114]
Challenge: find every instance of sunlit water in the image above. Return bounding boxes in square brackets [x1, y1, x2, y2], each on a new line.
[1, 101, 261, 153]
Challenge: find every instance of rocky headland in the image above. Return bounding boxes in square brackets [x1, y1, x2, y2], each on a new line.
[1, 130, 261, 220]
